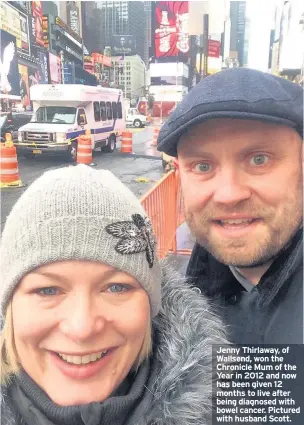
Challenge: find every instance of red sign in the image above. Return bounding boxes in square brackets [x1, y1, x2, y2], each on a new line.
[92, 52, 111, 67]
[32, 1, 44, 46]
[154, 1, 189, 59]
[208, 40, 221, 58]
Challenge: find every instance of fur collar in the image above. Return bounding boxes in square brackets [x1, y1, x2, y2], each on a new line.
[141, 260, 228, 425]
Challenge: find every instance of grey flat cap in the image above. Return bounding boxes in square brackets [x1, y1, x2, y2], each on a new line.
[157, 68, 303, 157]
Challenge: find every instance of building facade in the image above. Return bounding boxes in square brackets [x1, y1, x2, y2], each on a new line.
[230, 1, 246, 67]
[97, 1, 146, 60]
[111, 54, 145, 99]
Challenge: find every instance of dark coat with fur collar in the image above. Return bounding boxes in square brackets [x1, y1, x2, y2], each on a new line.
[1, 263, 227, 425]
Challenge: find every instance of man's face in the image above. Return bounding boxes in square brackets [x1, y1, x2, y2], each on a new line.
[177, 119, 303, 267]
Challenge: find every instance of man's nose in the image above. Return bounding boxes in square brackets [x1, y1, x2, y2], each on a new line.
[59, 298, 107, 342]
[212, 168, 251, 206]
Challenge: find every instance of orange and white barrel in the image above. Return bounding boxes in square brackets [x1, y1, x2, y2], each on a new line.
[121, 131, 133, 153]
[152, 127, 160, 146]
[77, 130, 92, 165]
[0, 134, 22, 187]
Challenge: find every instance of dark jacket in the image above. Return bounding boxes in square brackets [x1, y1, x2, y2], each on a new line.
[186, 229, 303, 344]
[1, 264, 227, 425]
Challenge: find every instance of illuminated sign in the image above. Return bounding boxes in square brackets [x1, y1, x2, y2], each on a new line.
[32, 1, 44, 46]
[154, 1, 189, 59]
[92, 52, 112, 67]
[55, 16, 82, 45]
[42, 15, 49, 48]
[0, 2, 30, 56]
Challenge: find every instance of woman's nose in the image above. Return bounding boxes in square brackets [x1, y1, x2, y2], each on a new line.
[59, 299, 107, 342]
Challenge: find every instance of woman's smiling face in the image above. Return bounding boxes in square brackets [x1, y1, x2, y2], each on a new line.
[12, 260, 150, 406]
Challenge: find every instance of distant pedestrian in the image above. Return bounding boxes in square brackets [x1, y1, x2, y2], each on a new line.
[158, 68, 303, 344]
[0, 164, 227, 425]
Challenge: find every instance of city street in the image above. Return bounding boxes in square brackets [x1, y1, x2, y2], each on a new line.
[1, 126, 163, 232]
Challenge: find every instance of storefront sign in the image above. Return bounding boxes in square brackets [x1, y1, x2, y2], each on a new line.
[49, 52, 62, 84]
[154, 1, 189, 59]
[0, 30, 20, 97]
[32, 1, 44, 46]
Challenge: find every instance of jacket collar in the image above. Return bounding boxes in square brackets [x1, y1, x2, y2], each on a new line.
[186, 228, 303, 306]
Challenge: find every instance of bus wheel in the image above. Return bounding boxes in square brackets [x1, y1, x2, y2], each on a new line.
[105, 135, 116, 153]
[67, 142, 77, 162]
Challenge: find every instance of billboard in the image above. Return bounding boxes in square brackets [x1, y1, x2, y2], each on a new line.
[42, 15, 49, 48]
[92, 52, 112, 67]
[32, 1, 44, 46]
[49, 53, 62, 84]
[19, 11, 30, 56]
[67, 2, 80, 36]
[111, 35, 136, 55]
[37, 51, 49, 84]
[150, 62, 189, 78]
[153, 1, 189, 59]
[0, 30, 20, 97]
[18, 64, 30, 107]
[0, 2, 30, 56]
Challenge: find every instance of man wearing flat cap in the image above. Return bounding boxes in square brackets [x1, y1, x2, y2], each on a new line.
[157, 68, 303, 344]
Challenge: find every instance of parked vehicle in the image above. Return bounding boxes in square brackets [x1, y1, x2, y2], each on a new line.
[0, 112, 32, 143]
[16, 84, 125, 162]
[126, 108, 147, 128]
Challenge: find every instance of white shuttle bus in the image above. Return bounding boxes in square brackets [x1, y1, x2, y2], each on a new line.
[16, 84, 125, 161]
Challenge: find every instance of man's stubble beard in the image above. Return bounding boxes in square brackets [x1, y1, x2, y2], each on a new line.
[185, 186, 303, 268]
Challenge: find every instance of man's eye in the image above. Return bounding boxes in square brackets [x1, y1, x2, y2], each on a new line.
[193, 163, 211, 173]
[107, 284, 130, 294]
[35, 287, 58, 296]
[250, 154, 269, 166]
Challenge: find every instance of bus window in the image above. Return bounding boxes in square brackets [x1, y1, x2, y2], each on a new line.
[106, 102, 112, 120]
[100, 101, 106, 121]
[93, 102, 100, 121]
[112, 102, 117, 119]
[117, 102, 122, 119]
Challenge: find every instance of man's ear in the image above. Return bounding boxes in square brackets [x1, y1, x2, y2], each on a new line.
[173, 158, 179, 177]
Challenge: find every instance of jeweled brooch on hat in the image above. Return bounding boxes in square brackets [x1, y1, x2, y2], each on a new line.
[105, 214, 156, 268]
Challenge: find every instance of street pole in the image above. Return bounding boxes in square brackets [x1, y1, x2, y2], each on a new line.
[203, 14, 209, 78]
[124, 53, 127, 99]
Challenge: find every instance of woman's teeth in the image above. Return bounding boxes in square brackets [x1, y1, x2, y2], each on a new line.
[57, 351, 108, 365]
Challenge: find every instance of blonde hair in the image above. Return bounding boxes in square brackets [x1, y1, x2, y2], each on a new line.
[0, 300, 152, 386]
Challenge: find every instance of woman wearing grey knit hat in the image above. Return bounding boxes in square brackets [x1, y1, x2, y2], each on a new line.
[0, 164, 227, 425]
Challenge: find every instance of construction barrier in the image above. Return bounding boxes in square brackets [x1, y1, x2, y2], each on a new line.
[77, 130, 93, 165]
[121, 131, 133, 153]
[151, 127, 160, 146]
[0, 133, 24, 188]
[141, 170, 191, 259]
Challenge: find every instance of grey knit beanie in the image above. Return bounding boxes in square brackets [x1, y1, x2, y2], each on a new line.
[0, 165, 161, 318]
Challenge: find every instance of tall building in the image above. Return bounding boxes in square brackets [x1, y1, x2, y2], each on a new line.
[98, 1, 146, 60]
[143, 1, 152, 65]
[111, 55, 145, 99]
[81, 1, 104, 53]
[230, 1, 246, 66]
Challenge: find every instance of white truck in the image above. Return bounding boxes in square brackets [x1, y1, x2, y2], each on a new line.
[124, 98, 147, 128]
[16, 84, 125, 162]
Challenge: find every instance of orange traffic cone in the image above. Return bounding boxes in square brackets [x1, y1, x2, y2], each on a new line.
[0, 133, 24, 188]
[77, 130, 93, 165]
[121, 131, 133, 153]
